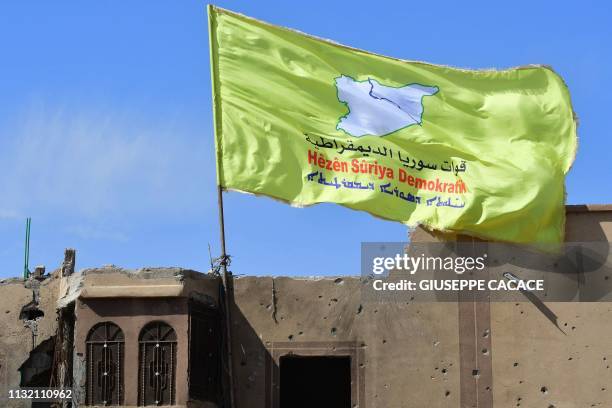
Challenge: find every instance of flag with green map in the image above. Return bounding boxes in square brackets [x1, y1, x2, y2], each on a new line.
[208, 5, 577, 244]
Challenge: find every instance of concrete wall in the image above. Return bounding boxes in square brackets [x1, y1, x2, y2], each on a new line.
[0, 272, 61, 408]
[228, 206, 612, 408]
[490, 206, 612, 408]
[399, 205, 612, 407]
[230, 276, 461, 408]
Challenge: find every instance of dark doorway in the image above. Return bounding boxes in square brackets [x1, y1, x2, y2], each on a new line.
[280, 355, 351, 408]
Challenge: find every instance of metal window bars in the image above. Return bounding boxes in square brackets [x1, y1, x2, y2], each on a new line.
[85, 322, 124, 406]
[138, 321, 177, 406]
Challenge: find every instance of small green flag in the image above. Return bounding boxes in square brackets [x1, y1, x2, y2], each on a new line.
[208, 5, 577, 244]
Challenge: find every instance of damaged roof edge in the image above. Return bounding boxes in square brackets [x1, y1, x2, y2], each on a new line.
[55, 266, 221, 308]
[78, 265, 215, 278]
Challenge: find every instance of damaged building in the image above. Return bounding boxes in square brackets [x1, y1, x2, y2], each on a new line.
[0, 205, 611, 408]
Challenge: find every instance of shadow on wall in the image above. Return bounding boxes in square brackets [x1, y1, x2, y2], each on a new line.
[19, 336, 54, 387]
[227, 278, 273, 407]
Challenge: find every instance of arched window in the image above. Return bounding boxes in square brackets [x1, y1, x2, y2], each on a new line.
[138, 321, 177, 406]
[86, 322, 124, 406]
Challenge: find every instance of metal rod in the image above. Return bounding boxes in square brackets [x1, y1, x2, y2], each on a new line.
[27, 218, 30, 271]
[218, 185, 228, 265]
[23, 217, 31, 280]
[23, 218, 27, 280]
[217, 185, 235, 408]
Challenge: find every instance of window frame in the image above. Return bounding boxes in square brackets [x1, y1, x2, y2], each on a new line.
[137, 321, 178, 406]
[85, 321, 125, 406]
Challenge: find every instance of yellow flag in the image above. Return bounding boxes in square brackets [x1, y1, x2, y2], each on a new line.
[209, 6, 577, 244]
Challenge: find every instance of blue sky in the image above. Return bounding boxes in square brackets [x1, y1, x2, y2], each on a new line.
[0, 1, 610, 278]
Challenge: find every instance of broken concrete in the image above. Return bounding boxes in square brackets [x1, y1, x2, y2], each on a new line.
[0, 268, 61, 408]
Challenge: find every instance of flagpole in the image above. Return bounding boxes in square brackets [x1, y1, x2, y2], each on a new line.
[217, 185, 228, 267]
[209, 6, 235, 405]
[217, 185, 236, 408]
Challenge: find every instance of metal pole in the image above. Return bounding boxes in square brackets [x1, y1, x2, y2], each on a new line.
[27, 218, 31, 273]
[218, 186, 228, 268]
[217, 185, 236, 408]
[23, 217, 31, 280]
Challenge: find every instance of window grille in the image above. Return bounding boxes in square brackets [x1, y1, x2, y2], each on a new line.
[86, 322, 124, 406]
[138, 321, 177, 406]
